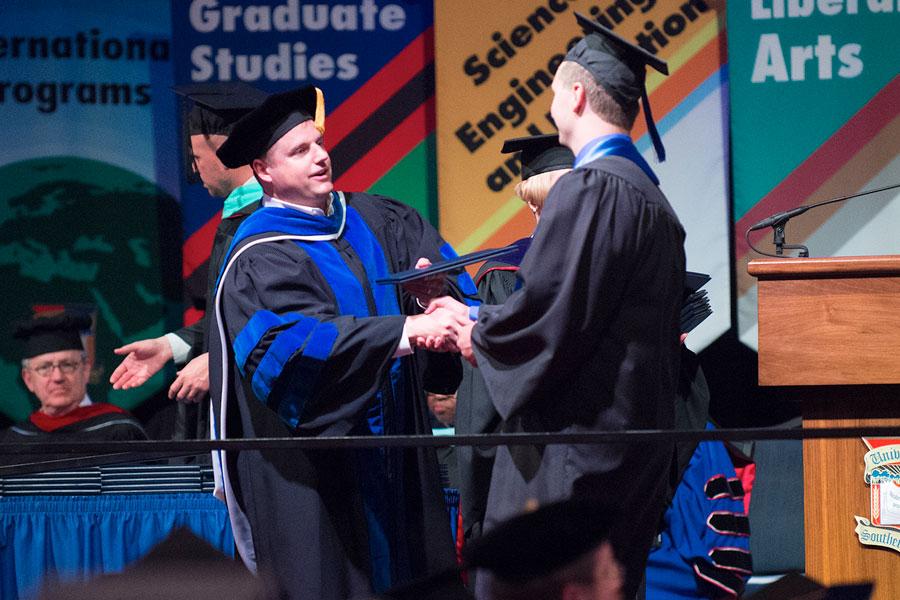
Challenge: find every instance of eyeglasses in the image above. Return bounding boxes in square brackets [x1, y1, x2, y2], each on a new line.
[29, 360, 83, 377]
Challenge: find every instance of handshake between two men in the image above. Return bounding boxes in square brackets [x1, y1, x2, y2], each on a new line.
[400, 258, 478, 366]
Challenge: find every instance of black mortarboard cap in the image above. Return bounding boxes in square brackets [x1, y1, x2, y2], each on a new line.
[567, 13, 669, 161]
[172, 82, 269, 136]
[14, 312, 91, 359]
[462, 497, 618, 583]
[172, 82, 268, 183]
[681, 271, 712, 334]
[217, 85, 325, 168]
[501, 134, 574, 181]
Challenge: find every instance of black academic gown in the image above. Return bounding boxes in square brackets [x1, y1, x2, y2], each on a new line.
[454, 243, 528, 544]
[471, 156, 685, 599]
[172, 201, 261, 442]
[209, 192, 465, 600]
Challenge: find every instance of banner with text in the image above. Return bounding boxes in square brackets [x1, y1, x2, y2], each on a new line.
[0, 0, 180, 422]
[171, 0, 438, 327]
[435, 0, 732, 352]
[729, 1, 900, 348]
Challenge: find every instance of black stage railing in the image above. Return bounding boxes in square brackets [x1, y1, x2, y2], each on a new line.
[1, 425, 897, 476]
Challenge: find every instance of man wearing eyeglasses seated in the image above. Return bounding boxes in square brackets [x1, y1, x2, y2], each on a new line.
[3, 312, 147, 445]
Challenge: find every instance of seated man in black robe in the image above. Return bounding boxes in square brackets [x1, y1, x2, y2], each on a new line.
[208, 85, 472, 599]
[4, 312, 147, 449]
[428, 13, 686, 600]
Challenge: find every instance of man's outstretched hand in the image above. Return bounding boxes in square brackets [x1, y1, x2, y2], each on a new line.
[110, 336, 173, 390]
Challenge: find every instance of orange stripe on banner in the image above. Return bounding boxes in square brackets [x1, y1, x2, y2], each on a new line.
[183, 210, 221, 279]
[735, 113, 900, 297]
[327, 27, 434, 149]
[735, 75, 900, 261]
[478, 204, 535, 250]
[633, 32, 725, 140]
[334, 98, 434, 192]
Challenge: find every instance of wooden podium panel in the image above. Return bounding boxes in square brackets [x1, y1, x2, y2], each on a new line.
[750, 257, 900, 600]
[749, 256, 900, 386]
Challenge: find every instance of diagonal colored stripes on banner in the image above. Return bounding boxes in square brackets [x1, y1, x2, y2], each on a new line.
[327, 27, 434, 150]
[735, 75, 900, 261]
[457, 195, 529, 254]
[330, 63, 434, 180]
[646, 17, 720, 95]
[735, 114, 900, 297]
[633, 30, 725, 140]
[183, 209, 222, 280]
[334, 98, 435, 192]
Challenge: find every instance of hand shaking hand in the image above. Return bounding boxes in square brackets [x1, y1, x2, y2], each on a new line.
[406, 295, 478, 366]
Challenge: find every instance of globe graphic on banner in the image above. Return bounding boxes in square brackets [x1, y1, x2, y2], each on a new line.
[0, 156, 182, 423]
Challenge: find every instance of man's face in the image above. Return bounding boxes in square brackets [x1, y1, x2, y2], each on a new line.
[550, 70, 576, 148]
[21, 349, 91, 417]
[190, 133, 240, 198]
[254, 120, 333, 204]
[426, 392, 457, 427]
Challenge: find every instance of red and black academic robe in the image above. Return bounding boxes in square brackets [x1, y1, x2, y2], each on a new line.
[2, 402, 147, 449]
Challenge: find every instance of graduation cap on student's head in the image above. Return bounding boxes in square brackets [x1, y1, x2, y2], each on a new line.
[566, 12, 669, 162]
[681, 271, 712, 335]
[172, 82, 269, 136]
[462, 497, 619, 583]
[216, 85, 326, 168]
[500, 134, 575, 181]
[171, 82, 269, 182]
[13, 312, 91, 359]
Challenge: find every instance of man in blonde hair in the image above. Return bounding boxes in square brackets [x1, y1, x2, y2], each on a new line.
[429, 13, 686, 599]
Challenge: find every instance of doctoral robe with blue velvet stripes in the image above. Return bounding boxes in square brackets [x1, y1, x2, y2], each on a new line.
[208, 191, 472, 600]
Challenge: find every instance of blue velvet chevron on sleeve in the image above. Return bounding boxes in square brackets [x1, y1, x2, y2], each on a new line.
[233, 309, 338, 428]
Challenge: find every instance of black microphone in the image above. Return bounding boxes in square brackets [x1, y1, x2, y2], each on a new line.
[748, 205, 811, 232]
[745, 182, 900, 257]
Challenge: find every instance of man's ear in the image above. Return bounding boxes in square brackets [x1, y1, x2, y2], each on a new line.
[572, 81, 588, 116]
[252, 157, 271, 184]
[21, 368, 36, 394]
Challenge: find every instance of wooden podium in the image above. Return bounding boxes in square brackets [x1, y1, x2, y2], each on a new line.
[749, 256, 900, 599]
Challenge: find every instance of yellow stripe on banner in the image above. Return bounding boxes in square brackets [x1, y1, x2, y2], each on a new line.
[647, 18, 719, 94]
[457, 195, 525, 254]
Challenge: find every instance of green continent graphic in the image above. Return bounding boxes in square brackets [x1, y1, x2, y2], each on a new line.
[0, 157, 182, 423]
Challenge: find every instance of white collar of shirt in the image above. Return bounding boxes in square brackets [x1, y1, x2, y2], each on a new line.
[262, 193, 333, 216]
[79, 394, 92, 407]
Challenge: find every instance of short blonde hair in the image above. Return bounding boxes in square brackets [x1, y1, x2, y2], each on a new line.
[514, 168, 572, 213]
